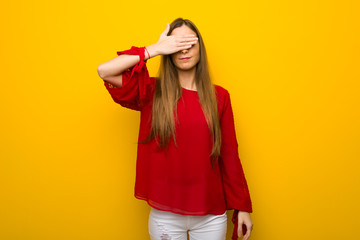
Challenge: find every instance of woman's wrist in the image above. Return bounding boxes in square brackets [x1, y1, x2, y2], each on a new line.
[145, 44, 160, 60]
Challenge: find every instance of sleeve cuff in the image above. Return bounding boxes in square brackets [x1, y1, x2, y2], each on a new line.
[117, 46, 148, 80]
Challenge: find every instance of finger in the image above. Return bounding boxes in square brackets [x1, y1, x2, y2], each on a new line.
[162, 23, 170, 35]
[237, 223, 243, 238]
[243, 230, 251, 240]
[175, 40, 198, 48]
[176, 36, 198, 42]
[243, 225, 252, 240]
[177, 44, 195, 51]
[178, 39, 198, 45]
[175, 45, 193, 52]
[177, 40, 197, 47]
[178, 34, 197, 38]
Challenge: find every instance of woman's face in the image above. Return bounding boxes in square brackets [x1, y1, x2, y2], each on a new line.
[170, 25, 200, 71]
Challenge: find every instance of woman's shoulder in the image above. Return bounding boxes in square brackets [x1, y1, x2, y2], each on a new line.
[213, 84, 230, 99]
[213, 84, 231, 116]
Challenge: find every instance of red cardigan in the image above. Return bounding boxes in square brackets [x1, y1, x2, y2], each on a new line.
[103, 46, 253, 239]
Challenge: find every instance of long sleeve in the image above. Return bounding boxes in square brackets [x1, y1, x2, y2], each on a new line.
[103, 46, 156, 111]
[218, 90, 252, 239]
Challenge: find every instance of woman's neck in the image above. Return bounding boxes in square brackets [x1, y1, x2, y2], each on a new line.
[178, 68, 197, 90]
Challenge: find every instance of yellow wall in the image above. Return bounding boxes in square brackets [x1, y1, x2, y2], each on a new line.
[1, 0, 359, 239]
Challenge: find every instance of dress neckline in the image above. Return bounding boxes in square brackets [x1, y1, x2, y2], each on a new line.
[182, 87, 198, 93]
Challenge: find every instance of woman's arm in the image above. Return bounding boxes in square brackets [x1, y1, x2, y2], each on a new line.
[97, 23, 198, 87]
[97, 44, 160, 87]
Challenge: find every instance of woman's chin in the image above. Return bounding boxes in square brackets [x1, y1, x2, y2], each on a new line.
[176, 64, 196, 71]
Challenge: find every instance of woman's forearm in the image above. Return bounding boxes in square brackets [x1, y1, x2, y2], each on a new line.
[97, 43, 160, 79]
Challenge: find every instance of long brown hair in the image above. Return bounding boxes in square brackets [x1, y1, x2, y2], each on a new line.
[140, 18, 222, 167]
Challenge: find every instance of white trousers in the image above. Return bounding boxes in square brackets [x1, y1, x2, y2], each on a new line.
[148, 207, 227, 240]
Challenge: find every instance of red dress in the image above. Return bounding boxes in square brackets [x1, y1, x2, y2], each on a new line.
[103, 47, 253, 240]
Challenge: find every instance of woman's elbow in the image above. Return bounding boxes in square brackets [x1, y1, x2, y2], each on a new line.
[97, 64, 107, 79]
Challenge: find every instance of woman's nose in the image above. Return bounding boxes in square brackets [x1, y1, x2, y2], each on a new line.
[181, 48, 189, 54]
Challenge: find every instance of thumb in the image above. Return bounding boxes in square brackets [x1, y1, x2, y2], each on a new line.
[162, 23, 170, 35]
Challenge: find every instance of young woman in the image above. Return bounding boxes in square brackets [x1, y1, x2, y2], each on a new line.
[97, 18, 254, 240]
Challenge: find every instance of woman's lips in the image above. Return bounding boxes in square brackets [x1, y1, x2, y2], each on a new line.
[180, 57, 191, 61]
